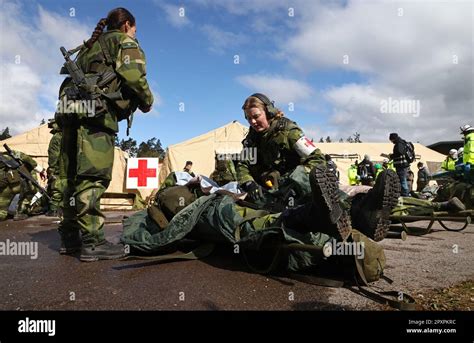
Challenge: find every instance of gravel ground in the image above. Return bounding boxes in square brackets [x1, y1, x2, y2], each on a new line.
[0, 212, 472, 311]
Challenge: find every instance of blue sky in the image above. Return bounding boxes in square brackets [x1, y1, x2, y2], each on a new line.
[1, 0, 472, 146]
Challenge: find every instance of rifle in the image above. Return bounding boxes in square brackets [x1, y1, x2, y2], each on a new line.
[1, 144, 51, 201]
[60, 46, 117, 117]
[60, 46, 95, 101]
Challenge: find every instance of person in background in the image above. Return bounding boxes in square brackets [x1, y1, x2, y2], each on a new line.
[416, 162, 430, 192]
[183, 161, 196, 177]
[441, 149, 458, 171]
[357, 154, 376, 186]
[389, 133, 411, 197]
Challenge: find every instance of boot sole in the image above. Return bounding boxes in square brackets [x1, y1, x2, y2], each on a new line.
[80, 253, 127, 262]
[374, 169, 401, 241]
[310, 165, 351, 240]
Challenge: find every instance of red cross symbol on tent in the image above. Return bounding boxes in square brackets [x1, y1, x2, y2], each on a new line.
[126, 158, 159, 189]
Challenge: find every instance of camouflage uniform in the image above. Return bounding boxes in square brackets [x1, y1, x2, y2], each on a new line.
[392, 197, 443, 217]
[55, 30, 153, 246]
[210, 159, 237, 186]
[0, 151, 38, 220]
[236, 117, 326, 206]
[47, 126, 63, 213]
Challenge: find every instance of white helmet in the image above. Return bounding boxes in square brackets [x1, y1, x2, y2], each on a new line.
[458, 147, 464, 155]
[460, 124, 474, 134]
[449, 149, 458, 159]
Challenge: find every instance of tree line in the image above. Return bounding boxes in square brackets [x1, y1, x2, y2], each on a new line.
[318, 132, 362, 143]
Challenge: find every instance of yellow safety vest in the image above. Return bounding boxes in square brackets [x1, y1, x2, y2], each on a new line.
[441, 157, 456, 171]
[464, 132, 474, 164]
[348, 166, 358, 185]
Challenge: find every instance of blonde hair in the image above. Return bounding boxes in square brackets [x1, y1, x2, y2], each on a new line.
[242, 96, 284, 120]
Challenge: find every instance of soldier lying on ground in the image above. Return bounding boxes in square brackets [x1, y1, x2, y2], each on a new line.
[122, 165, 396, 280]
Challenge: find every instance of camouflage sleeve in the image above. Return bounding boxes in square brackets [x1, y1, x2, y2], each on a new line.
[47, 133, 62, 172]
[115, 37, 154, 108]
[17, 151, 37, 171]
[287, 127, 326, 170]
[236, 135, 256, 184]
[236, 159, 255, 184]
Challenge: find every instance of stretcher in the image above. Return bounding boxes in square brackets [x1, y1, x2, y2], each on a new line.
[389, 210, 473, 235]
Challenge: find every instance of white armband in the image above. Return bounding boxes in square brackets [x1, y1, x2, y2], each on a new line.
[294, 136, 317, 158]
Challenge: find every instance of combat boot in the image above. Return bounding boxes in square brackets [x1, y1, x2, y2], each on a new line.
[350, 169, 400, 241]
[13, 213, 29, 221]
[80, 241, 127, 262]
[436, 197, 466, 212]
[309, 164, 352, 241]
[59, 231, 82, 255]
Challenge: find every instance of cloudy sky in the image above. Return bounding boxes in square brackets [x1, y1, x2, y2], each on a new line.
[0, 0, 472, 147]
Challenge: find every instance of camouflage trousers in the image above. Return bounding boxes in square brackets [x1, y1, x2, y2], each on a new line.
[436, 181, 473, 209]
[0, 178, 20, 221]
[47, 172, 64, 212]
[391, 197, 441, 217]
[59, 121, 115, 245]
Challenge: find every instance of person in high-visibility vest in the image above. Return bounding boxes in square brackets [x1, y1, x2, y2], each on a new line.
[348, 163, 359, 185]
[375, 163, 383, 179]
[382, 159, 396, 172]
[441, 149, 458, 171]
[460, 125, 474, 165]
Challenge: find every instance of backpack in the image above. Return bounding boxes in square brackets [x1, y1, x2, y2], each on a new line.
[404, 141, 416, 163]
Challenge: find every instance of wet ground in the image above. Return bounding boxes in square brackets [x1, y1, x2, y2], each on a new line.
[0, 212, 472, 311]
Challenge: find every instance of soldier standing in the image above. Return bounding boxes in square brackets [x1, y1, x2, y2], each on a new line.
[46, 120, 63, 217]
[55, 8, 154, 261]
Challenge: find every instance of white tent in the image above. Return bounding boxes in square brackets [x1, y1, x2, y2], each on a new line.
[159, 121, 248, 184]
[0, 124, 151, 209]
[315, 142, 446, 186]
[159, 124, 446, 189]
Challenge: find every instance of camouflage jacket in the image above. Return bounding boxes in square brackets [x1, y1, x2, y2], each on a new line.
[57, 30, 154, 133]
[236, 117, 325, 186]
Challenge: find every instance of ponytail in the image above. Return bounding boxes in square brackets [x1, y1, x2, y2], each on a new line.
[84, 18, 107, 49]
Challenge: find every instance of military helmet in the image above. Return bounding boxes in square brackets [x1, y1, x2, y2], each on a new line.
[47, 119, 58, 130]
[460, 124, 474, 134]
[242, 93, 278, 119]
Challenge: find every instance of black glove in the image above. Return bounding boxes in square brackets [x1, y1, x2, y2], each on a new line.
[241, 180, 264, 203]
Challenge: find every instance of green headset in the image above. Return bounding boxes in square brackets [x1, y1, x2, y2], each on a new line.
[242, 93, 278, 119]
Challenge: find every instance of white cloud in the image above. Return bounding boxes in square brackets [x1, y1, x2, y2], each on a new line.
[0, 1, 90, 134]
[201, 25, 248, 54]
[0, 1, 163, 136]
[236, 74, 314, 104]
[279, 1, 473, 144]
[158, 2, 191, 28]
